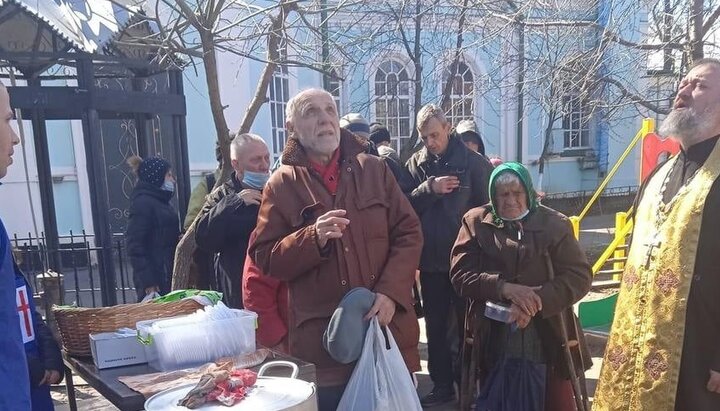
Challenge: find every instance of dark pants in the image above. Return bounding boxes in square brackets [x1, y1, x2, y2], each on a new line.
[420, 270, 466, 389]
[318, 384, 346, 411]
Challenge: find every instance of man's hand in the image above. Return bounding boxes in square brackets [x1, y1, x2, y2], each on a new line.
[314, 209, 350, 248]
[509, 304, 532, 329]
[502, 283, 543, 316]
[238, 189, 263, 206]
[364, 293, 396, 326]
[39, 370, 61, 385]
[707, 370, 720, 394]
[431, 176, 460, 194]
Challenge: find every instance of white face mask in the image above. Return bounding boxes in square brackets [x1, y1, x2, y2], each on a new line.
[161, 180, 175, 193]
[500, 208, 529, 222]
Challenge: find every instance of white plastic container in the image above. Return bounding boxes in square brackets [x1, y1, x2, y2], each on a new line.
[137, 307, 258, 371]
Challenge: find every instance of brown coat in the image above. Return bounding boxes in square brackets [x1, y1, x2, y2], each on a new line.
[450, 204, 592, 378]
[250, 130, 423, 386]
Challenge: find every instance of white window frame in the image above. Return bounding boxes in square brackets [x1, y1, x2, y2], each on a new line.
[442, 61, 475, 126]
[561, 88, 591, 149]
[373, 59, 413, 153]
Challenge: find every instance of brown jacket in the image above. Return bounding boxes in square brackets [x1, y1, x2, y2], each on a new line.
[251, 130, 423, 386]
[450, 204, 592, 378]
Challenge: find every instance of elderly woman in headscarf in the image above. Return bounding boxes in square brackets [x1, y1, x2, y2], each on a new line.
[126, 155, 179, 302]
[450, 162, 592, 411]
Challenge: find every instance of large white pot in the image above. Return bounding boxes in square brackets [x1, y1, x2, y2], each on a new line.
[145, 361, 318, 411]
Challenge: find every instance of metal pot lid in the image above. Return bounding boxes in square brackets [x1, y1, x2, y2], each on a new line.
[145, 377, 316, 411]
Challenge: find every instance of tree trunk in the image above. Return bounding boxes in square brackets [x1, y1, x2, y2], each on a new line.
[172, 0, 296, 291]
[238, 1, 297, 135]
[199, 29, 233, 187]
[537, 108, 557, 193]
[400, 0, 424, 162]
[688, 0, 705, 66]
[440, 0, 469, 112]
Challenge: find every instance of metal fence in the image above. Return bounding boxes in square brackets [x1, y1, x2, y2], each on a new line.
[11, 231, 137, 307]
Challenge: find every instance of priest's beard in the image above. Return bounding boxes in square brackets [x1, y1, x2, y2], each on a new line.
[659, 105, 719, 145]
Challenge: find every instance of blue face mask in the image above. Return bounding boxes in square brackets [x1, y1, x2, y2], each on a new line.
[161, 180, 175, 193]
[242, 170, 270, 190]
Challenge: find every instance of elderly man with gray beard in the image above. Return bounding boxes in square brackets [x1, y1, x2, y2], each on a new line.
[594, 58, 720, 411]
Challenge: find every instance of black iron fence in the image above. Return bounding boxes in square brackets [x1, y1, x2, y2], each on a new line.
[11, 231, 137, 307]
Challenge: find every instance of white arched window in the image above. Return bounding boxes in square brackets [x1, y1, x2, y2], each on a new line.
[374, 60, 412, 153]
[442, 61, 475, 126]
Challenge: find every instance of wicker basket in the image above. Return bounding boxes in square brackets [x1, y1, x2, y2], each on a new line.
[53, 299, 203, 357]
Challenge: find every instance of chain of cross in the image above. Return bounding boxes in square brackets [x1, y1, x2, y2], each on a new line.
[644, 235, 662, 269]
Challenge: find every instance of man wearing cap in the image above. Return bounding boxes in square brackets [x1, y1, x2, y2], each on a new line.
[369, 123, 413, 191]
[405, 104, 493, 406]
[456, 119, 486, 157]
[340, 113, 379, 156]
[251, 89, 423, 410]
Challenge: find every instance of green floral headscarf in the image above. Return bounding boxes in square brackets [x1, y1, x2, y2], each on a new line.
[489, 162, 538, 222]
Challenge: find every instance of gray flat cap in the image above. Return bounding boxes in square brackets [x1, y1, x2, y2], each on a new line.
[323, 287, 376, 364]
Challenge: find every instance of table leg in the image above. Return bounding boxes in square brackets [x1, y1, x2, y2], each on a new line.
[64, 364, 78, 411]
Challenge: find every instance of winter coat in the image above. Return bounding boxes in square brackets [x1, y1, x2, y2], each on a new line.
[15, 265, 63, 411]
[0, 218, 31, 410]
[183, 170, 220, 230]
[250, 129, 423, 386]
[450, 204, 593, 379]
[194, 173, 259, 309]
[126, 181, 179, 301]
[377, 145, 414, 192]
[404, 134, 493, 272]
[242, 231, 289, 351]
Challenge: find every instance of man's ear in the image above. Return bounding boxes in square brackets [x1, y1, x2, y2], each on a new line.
[286, 120, 294, 135]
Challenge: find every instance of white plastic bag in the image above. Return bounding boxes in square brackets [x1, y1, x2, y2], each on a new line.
[337, 317, 422, 411]
[140, 291, 161, 303]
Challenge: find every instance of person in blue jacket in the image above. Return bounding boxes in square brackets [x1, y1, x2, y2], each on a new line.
[0, 82, 32, 409]
[15, 260, 63, 410]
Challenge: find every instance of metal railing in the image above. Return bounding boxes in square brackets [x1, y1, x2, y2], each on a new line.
[11, 231, 137, 307]
[569, 118, 655, 279]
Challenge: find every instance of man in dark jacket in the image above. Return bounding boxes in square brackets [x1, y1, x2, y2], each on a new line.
[195, 133, 270, 309]
[404, 103, 493, 406]
[369, 123, 413, 192]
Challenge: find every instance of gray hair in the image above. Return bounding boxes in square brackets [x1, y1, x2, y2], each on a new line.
[230, 133, 266, 161]
[416, 104, 448, 131]
[494, 171, 521, 188]
[286, 88, 335, 123]
[690, 57, 720, 72]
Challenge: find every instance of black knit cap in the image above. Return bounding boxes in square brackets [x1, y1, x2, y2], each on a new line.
[138, 156, 171, 187]
[369, 123, 391, 145]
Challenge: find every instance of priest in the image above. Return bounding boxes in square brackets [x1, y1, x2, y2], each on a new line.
[594, 58, 720, 410]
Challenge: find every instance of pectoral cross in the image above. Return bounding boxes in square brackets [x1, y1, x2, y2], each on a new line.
[643, 236, 662, 269]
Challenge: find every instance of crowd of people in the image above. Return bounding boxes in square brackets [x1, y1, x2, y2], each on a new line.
[120, 87, 592, 410]
[2, 58, 720, 411]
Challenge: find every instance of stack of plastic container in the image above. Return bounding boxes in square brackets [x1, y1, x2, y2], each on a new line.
[136, 302, 258, 371]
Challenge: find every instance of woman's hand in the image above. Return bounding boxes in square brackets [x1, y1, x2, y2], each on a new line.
[509, 303, 532, 329]
[39, 369, 61, 385]
[144, 286, 160, 295]
[501, 283, 542, 316]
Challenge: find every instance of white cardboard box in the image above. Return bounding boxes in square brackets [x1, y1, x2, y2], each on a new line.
[90, 332, 148, 369]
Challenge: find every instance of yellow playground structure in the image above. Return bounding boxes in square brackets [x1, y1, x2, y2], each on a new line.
[572, 118, 656, 336]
